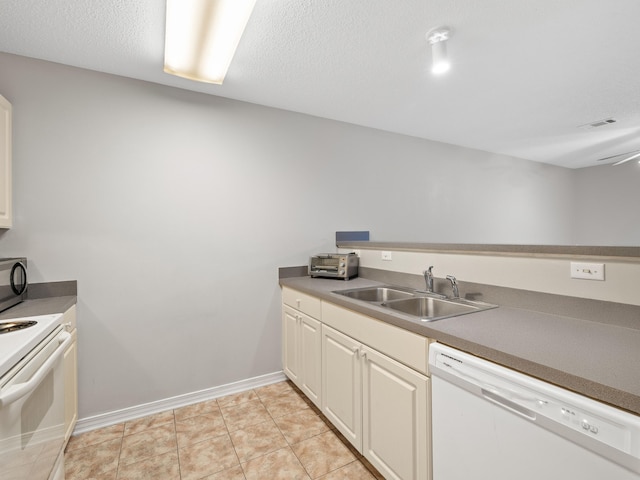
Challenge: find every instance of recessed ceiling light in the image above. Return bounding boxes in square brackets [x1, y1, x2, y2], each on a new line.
[426, 27, 452, 75]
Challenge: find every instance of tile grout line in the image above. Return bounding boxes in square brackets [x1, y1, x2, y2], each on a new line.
[260, 384, 355, 480]
[114, 422, 125, 479]
[173, 409, 182, 480]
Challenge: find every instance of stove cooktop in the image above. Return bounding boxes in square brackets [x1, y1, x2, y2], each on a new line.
[0, 314, 64, 379]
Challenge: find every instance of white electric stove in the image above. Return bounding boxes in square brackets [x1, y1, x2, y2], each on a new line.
[0, 313, 69, 480]
[0, 314, 63, 378]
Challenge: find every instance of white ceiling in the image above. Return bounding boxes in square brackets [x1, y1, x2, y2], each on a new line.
[1, 0, 639, 169]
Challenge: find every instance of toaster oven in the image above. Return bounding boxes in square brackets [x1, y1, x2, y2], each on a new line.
[309, 253, 359, 280]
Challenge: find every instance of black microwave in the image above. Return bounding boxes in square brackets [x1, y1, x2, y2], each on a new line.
[0, 258, 27, 313]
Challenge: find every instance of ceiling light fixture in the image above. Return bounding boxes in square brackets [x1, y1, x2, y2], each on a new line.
[596, 149, 640, 166]
[427, 27, 452, 75]
[164, 0, 257, 85]
[612, 150, 640, 166]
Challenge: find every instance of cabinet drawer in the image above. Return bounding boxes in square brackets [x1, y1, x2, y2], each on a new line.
[282, 287, 321, 319]
[322, 302, 429, 375]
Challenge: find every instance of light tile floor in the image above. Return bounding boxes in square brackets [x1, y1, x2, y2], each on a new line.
[64, 380, 384, 480]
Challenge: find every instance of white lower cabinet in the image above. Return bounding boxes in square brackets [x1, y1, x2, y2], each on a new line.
[321, 324, 362, 447]
[362, 344, 430, 480]
[322, 324, 430, 480]
[282, 288, 432, 479]
[283, 305, 322, 407]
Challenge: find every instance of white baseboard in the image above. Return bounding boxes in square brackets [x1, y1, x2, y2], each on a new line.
[73, 370, 287, 435]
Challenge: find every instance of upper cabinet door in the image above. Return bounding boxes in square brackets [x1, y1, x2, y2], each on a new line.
[0, 95, 11, 229]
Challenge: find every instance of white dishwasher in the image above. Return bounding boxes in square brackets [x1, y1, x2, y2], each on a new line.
[429, 343, 640, 480]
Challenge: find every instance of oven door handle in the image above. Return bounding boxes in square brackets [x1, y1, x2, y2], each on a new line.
[0, 331, 72, 407]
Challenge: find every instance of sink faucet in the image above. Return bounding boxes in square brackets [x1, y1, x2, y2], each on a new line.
[446, 275, 459, 298]
[423, 266, 435, 293]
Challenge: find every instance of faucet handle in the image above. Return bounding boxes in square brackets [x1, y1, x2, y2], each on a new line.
[423, 266, 434, 275]
[446, 275, 459, 298]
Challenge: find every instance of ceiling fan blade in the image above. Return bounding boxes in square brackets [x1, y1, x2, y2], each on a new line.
[612, 151, 640, 166]
[595, 149, 640, 163]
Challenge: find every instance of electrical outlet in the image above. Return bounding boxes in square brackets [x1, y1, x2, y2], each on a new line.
[381, 251, 392, 261]
[570, 262, 605, 281]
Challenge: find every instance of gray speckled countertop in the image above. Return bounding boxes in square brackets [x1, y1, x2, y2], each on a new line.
[0, 295, 77, 319]
[0, 280, 77, 319]
[280, 275, 640, 416]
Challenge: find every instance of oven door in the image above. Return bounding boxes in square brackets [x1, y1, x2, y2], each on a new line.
[0, 328, 71, 480]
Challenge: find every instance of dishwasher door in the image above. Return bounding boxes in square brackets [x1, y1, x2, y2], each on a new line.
[429, 343, 640, 480]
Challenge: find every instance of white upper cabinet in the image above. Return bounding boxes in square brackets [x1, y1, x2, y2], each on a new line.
[0, 95, 12, 228]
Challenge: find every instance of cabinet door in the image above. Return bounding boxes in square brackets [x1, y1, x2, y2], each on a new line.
[282, 306, 300, 383]
[64, 330, 78, 443]
[0, 95, 11, 228]
[362, 346, 430, 480]
[299, 314, 322, 408]
[321, 324, 362, 451]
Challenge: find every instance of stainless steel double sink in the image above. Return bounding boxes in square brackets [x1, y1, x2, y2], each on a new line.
[332, 285, 497, 322]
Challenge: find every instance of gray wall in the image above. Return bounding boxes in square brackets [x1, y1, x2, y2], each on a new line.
[0, 53, 575, 418]
[573, 162, 640, 246]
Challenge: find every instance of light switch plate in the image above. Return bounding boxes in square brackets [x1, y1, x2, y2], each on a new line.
[381, 251, 392, 261]
[570, 262, 605, 281]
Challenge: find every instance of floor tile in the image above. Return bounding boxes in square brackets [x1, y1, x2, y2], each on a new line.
[119, 422, 177, 466]
[64, 381, 380, 480]
[274, 408, 331, 445]
[174, 399, 219, 422]
[178, 433, 239, 480]
[116, 450, 180, 480]
[220, 398, 272, 431]
[217, 389, 259, 408]
[229, 418, 289, 463]
[69, 470, 117, 480]
[123, 410, 175, 436]
[261, 390, 310, 419]
[203, 464, 247, 479]
[66, 423, 124, 451]
[254, 381, 295, 401]
[291, 430, 357, 478]
[241, 447, 310, 480]
[64, 438, 122, 480]
[332, 429, 361, 459]
[358, 456, 386, 480]
[316, 460, 376, 480]
[176, 411, 228, 448]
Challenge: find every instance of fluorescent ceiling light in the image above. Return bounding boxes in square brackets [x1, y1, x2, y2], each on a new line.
[164, 0, 257, 85]
[612, 150, 640, 166]
[427, 27, 451, 75]
[597, 148, 640, 166]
